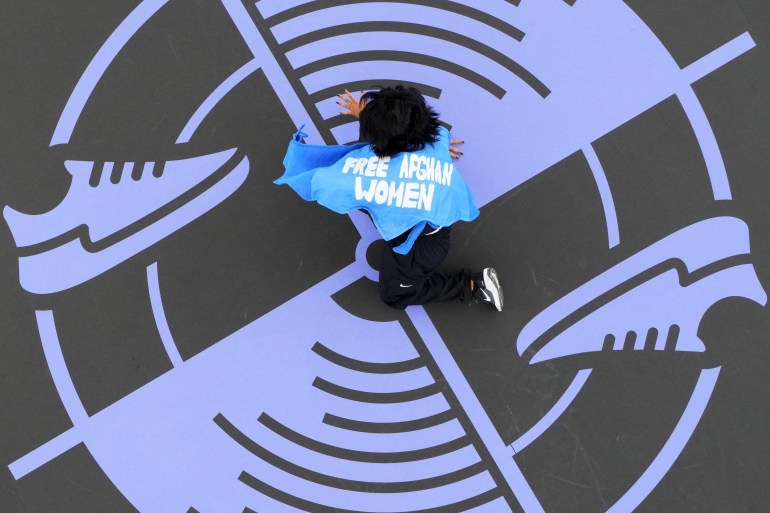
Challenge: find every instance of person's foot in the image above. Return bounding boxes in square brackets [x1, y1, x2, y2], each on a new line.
[473, 268, 503, 311]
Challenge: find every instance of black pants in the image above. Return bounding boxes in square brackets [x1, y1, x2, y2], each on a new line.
[379, 225, 472, 309]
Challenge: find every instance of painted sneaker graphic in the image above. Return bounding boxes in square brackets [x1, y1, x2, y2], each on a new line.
[4, 148, 250, 294]
[517, 217, 767, 364]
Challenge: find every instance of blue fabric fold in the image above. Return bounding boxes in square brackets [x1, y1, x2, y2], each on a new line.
[276, 125, 368, 200]
[393, 221, 427, 254]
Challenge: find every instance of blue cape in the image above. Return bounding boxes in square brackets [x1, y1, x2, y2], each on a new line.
[275, 125, 479, 254]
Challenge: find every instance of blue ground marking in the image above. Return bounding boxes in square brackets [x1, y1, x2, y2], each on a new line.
[583, 145, 619, 249]
[408, 306, 545, 513]
[7, 1, 766, 511]
[517, 217, 766, 362]
[9, 311, 87, 479]
[510, 369, 593, 454]
[35, 311, 88, 425]
[147, 262, 183, 367]
[52, 0, 171, 146]
[177, 59, 261, 144]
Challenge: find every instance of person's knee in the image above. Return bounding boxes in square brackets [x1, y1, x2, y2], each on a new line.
[379, 285, 407, 310]
[381, 297, 407, 310]
[379, 277, 414, 309]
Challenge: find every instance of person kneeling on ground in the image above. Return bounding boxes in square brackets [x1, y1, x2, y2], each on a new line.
[275, 85, 503, 311]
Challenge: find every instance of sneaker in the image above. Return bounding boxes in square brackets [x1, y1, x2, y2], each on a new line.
[516, 217, 766, 364]
[473, 268, 503, 311]
[4, 148, 249, 294]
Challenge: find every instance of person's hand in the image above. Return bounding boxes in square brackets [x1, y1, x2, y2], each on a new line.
[449, 138, 464, 160]
[337, 89, 366, 118]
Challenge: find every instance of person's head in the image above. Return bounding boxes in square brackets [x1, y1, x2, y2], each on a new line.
[358, 85, 441, 157]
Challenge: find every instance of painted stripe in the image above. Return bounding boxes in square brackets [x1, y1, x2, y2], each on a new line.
[608, 366, 721, 512]
[263, 0, 523, 43]
[51, 0, 169, 145]
[312, 341, 424, 374]
[147, 262, 183, 367]
[259, 412, 470, 463]
[7, 311, 91, 479]
[220, 0, 373, 243]
[313, 377, 440, 403]
[583, 145, 619, 248]
[463, 495, 513, 512]
[239, 473, 501, 513]
[294, 51, 507, 99]
[323, 409, 455, 433]
[510, 369, 592, 453]
[255, 0, 314, 20]
[682, 32, 755, 85]
[177, 59, 261, 143]
[310, 80, 442, 104]
[8, 427, 81, 480]
[36, 310, 88, 424]
[675, 32, 756, 202]
[219, 0, 325, 141]
[217, 413, 486, 493]
[407, 306, 545, 513]
[676, 88, 731, 201]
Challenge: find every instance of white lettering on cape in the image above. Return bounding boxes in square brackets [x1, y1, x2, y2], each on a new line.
[355, 177, 435, 211]
[352, 154, 452, 212]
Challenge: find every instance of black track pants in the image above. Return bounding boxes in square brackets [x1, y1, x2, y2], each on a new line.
[378, 225, 472, 309]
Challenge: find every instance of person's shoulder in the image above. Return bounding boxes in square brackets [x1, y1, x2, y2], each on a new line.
[431, 125, 450, 150]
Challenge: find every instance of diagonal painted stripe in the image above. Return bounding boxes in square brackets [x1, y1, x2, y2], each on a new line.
[147, 262, 183, 367]
[510, 369, 592, 453]
[52, 0, 170, 145]
[177, 59, 261, 144]
[220, 0, 327, 141]
[676, 88, 731, 201]
[676, 32, 756, 202]
[583, 145, 619, 248]
[8, 427, 81, 480]
[36, 310, 88, 425]
[220, 0, 372, 243]
[407, 306, 545, 513]
[7, 312, 90, 479]
[682, 32, 755, 85]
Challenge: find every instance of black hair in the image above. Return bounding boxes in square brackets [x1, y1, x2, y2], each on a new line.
[358, 85, 441, 157]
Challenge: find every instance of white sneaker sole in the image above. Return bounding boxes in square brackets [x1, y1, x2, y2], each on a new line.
[483, 268, 504, 311]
